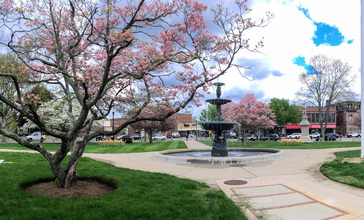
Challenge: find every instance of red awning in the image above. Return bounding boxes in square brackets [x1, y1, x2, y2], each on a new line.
[286, 125, 300, 129]
[309, 124, 336, 129]
[309, 125, 320, 129]
[286, 124, 336, 129]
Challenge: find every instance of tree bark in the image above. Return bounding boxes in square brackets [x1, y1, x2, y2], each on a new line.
[48, 140, 85, 188]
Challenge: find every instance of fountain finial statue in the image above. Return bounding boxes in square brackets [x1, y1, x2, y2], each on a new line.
[199, 82, 239, 156]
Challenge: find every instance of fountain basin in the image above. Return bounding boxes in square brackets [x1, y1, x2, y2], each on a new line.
[154, 148, 283, 164]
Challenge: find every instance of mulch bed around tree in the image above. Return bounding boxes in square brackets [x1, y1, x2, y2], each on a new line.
[24, 180, 116, 198]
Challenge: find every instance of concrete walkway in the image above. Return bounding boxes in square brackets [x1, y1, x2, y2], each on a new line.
[83, 141, 364, 220]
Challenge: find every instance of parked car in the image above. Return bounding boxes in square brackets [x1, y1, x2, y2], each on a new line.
[268, 134, 279, 141]
[247, 134, 258, 141]
[347, 133, 361, 138]
[172, 132, 180, 138]
[227, 132, 237, 139]
[152, 134, 166, 141]
[101, 135, 113, 140]
[318, 133, 336, 141]
[130, 135, 141, 140]
[328, 133, 341, 138]
[287, 133, 301, 139]
[309, 133, 320, 139]
[116, 135, 133, 143]
[259, 136, 269, 141]
[188, 134, 195, 138]
[26, 131, 45, 142]
[166, 132, 173, 138]
[17, 131, 30, 136]
[259, 134, 279, 141]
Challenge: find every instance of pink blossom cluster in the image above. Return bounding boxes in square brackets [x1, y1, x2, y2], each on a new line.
[222, 93, 276, 133]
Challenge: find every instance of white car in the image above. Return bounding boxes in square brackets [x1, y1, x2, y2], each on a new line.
[172, 132, 181, 138]
[309, 133, 320, 139]
[152, 134, 166, 141]
[26, 131, 46, 142]
[247, 134, 257, 141]
[347, 133, 361, 138]
[287, 133, 301, 139]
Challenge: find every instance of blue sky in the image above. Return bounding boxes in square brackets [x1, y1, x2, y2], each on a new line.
[192, 0, 360, 117]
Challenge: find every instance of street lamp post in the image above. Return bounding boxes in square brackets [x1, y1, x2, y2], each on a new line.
[361, 0, 364, 158]
[195, 121, 198, 141]
[112, 110, 115, 140]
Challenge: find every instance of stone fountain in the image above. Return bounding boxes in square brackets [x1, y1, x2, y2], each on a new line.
[199, 82, 239, 156]
[153, 82, 283, 164]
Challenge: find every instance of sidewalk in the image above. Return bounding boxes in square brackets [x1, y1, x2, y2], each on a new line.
[83, 141, 364, 220]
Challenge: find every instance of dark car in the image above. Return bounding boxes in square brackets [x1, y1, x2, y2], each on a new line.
[329, 133, 341, 138]
[131, 135, 141, 140]
[116, 135, 133, 143]
[268, 134, 279, 141]
[316, 133, 336, 141]
[17, 131, 30, 136]
[259, 136, 269, 141]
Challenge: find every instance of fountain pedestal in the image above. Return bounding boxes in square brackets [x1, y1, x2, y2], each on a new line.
[212, 130, 228, 156]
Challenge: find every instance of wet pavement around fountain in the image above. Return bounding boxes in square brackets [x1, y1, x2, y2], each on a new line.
[2, 141, 364, 219]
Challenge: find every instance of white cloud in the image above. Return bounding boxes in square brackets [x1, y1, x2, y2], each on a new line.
[215, 0, 361, 107]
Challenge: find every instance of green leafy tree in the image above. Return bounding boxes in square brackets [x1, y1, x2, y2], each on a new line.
[0, 53, 26, 142]
[25, 84, 55, 103]
[269, 98, 300, 138]
[199, 104, 217, 122]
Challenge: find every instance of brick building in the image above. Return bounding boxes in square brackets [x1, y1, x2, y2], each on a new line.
[336, 101, 361, 136]
[285, 104, 337, 135]
[104, 112, 195, 137]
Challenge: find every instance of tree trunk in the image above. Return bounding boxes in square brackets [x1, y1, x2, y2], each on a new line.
[148, 131, 153, 144]
[1, 135, 6, 142]
[48, 140, 85, 188]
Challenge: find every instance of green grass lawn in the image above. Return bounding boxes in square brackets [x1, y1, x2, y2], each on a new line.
[320, 150, 364, 189]
[0, 152, 246, 220]
[0, 141, 187, 153]
[199, 140, 361, 149]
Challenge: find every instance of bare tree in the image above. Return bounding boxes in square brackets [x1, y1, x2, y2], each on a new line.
[297, 54, 355, 139]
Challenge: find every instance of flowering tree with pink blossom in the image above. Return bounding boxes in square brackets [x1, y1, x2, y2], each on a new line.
[222, 93, 276, 146]
[130, 110, 177, 143]
[0, 0, 272, 188]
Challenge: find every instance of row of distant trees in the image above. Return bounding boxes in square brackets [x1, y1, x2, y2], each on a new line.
[199, 95, 300, 146]
[199, 54, 357, 145]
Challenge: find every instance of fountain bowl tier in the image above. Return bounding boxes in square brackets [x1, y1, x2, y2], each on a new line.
[205, 98, 231, 105]
[199, 121, 239, 131]
[154, 148, 283, 164]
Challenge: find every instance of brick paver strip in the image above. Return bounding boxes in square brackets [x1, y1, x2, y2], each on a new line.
[231, 184, 348, 220]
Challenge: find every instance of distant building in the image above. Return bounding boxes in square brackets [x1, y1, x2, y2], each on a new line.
[103, 112, 197, 137]
[286, 102, 337, 135]
[336, 101, 361, 136]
